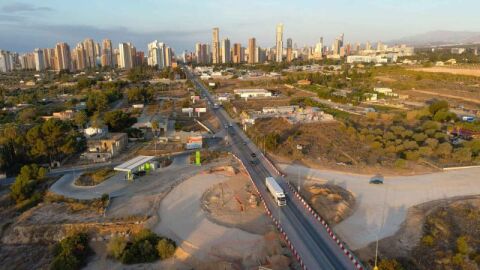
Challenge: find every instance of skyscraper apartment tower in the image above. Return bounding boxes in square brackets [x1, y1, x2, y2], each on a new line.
[276, 23, 284, 62]
[212, 27, 220, 64]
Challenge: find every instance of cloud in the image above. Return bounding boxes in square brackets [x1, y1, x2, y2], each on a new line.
[0, 22, 210, 53]
[0, 14, 24, 22]
[1, 2, 52, 13]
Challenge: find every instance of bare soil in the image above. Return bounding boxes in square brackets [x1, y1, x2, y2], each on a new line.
[201, 167, 272, 235]
[294, 181, 355, 225]
[412, 67, 480, 77]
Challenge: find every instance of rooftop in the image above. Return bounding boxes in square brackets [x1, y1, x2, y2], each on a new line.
[114, 155, 156, 172]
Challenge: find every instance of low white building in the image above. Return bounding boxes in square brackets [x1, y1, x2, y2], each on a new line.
[234, 89, 272, 98]
[84, 125, 109, 137]
[374, 87, 398, 97]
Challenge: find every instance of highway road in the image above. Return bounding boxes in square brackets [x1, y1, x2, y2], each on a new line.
[185, 67, 358, 270]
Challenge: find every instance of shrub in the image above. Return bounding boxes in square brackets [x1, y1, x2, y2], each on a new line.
[421, 235, 435, 246]
[50, 232, 91, 270]
[106, 229, 176, 265]
[157, 238, 176, 260]
[107, 236, 127, 260]
[457, 236, 469, 255]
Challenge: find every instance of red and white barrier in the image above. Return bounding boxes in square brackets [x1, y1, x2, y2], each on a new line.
[231, 153, 307, 270]
[286, 182, 364, 270]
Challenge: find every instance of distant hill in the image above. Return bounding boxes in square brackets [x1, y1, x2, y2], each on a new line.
[390, 30, 480, 46]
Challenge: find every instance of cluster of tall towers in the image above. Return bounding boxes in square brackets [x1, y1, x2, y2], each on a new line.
[193, 23, 288, 65]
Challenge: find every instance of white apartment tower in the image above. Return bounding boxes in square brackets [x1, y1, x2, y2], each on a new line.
[212, 27, 220, 64]
[118, 43, 133, 69]
[276, 23, 284, 62]
[147, 40, 166, 69]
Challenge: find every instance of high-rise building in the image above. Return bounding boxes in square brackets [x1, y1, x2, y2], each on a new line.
[118, 43, 133, 69]
[195, 43, 210, 65]
[82, 38, 96, 69]
[232, 43, 242, 64]
[147, 40, 166, 68]
[101, 39, 113, 67]
[73, 43, 87, 70]
[135, 51, 145, 66]
[313, 38, 323, 60]
[0, 50, 14, 72]
[286, 38, 293, 62]
[33, 49, 45, 71]
[195, 43, 202, 64]
[275, 23, 284, 62]
[20, 53, 36, 70]
[165, 47, 172, 67]
[54, 42, 72, 71]
[212, 27, 220, 64]
[221, 38, 231, 64]
[255, 47, 266, 63]
[365, 41, 372, 51]
[248, 38, 256, 64]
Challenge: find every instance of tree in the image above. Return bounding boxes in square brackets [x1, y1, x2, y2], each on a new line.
[50, 232, 91, 270]
[436, 142, 452, 158]
[103, 110, 136, 132]
[10, 164, 46, 203]
[26, 119, 83, 164]
[74, 111, 88, 128]
[429, 100, 449, 115]
[17, 107, 38, 124]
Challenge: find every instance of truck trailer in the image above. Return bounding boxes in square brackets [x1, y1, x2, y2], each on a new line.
[265, 177, 287, 206]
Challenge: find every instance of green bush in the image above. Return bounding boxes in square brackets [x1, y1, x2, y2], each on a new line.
[421, 235, 435, 246]
[50, 233, 91, 270]
[157, 238, 176, 260]
[107, 229, 176, 265]
[107, 236, 127, 260]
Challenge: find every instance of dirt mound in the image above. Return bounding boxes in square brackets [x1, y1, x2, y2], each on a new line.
[201, 171, 271, 235]
[301, 183, 355, 225]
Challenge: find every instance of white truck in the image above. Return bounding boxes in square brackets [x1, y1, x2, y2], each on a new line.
[265, 177, 287, 206]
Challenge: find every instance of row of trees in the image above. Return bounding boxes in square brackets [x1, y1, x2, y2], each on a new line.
[0, 119, 84, 175]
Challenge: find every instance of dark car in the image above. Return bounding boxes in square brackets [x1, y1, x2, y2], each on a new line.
[369, 174, 384, 184]
[134, 171, 147, 177]
[251, 153, 257, 158]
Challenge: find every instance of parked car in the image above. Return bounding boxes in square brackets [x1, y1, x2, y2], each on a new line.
[369, 174, 384, 184]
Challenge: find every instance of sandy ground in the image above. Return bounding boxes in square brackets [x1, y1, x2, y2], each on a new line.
[279, 163, 480, 250]
[201, 170, 272, 235]
[153, 171, 266, 265]
[412, 67, 480, 77]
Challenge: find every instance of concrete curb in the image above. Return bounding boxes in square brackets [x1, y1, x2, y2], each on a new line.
[285, 182, 364, 270]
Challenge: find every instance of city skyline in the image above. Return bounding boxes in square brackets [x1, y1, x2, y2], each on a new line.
[1, 0, 480, 53]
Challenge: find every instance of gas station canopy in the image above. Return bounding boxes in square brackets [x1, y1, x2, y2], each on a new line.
[114, 156, 157, 180]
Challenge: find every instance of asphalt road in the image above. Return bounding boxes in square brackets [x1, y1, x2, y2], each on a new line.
[185, 67, 356, 270]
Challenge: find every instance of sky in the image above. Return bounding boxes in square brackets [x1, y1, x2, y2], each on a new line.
[1, 0, 479, 53]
